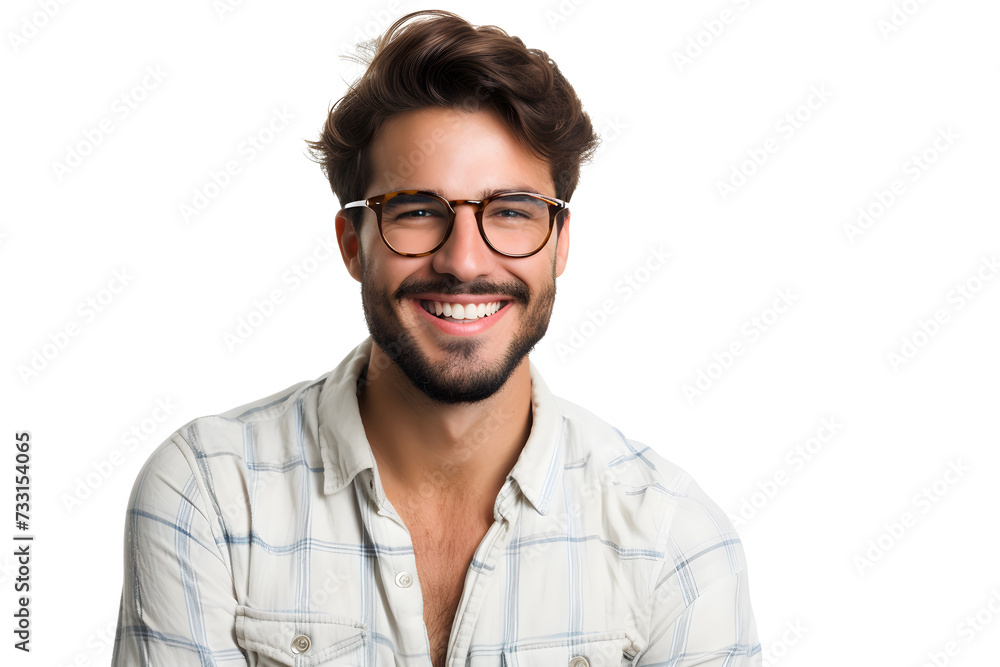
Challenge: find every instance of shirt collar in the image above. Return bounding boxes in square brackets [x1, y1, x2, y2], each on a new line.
[316, 336, 562, 515]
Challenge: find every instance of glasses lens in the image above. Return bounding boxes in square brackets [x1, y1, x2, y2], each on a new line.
[482, 194, 553, 255]
[380, 193, 451, 254]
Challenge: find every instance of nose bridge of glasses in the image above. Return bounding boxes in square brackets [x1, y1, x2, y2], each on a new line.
[447, 198, 485, 218]
[442, 198, 486, 249]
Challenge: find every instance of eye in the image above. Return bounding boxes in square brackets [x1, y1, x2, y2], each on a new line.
[484, 195, 549, 222]
[397, 208, 439, 218]
[492, 207, 529, 218]
[382, 194, 449, 222]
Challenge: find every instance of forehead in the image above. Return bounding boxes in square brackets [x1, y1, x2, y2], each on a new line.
[368, 107, 554, 197]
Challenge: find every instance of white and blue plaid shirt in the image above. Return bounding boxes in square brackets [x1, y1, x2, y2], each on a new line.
[113, 337, 761, 666]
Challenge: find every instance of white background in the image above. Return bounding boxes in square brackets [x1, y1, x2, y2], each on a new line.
[2, 0, 999, 665]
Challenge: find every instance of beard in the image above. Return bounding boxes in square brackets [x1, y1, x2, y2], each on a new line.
[358, 245, 557, 405]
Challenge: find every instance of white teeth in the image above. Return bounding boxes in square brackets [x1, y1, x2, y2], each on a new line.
[420, 299, 505, 322]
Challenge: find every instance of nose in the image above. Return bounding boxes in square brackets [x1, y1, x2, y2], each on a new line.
[429, 203, 498, 282]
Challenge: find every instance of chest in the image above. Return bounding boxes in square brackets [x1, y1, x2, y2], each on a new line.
[402, 512, 493, 667]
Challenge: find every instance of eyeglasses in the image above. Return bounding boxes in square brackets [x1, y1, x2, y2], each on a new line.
[343, 190, 568, 258]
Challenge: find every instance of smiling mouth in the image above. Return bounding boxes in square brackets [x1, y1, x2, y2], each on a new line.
[419, 299, 511, 323]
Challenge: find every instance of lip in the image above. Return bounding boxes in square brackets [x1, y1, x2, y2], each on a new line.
[411, 297, 512, 336]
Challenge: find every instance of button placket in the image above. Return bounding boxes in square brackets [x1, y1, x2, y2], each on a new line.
[361, 489, 427, 657]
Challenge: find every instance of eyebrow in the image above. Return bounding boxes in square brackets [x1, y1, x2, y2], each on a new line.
[412, 186, 547, 200]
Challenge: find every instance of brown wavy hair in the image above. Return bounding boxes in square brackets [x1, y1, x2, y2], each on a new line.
[305, 10, 600, 234]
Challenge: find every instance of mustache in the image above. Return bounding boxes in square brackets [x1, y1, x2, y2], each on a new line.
[394, 277, 530, 303]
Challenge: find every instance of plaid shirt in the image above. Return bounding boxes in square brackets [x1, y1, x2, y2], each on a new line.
[113, 337, 761, 666]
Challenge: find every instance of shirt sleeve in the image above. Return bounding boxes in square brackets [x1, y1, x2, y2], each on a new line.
[112, 436, 248, 665]
[636, 475, 762, 666]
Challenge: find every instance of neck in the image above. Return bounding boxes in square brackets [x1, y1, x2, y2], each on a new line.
[357, 344, 533, 514]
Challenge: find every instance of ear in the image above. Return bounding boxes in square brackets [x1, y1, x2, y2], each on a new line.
[335, 211, 363, 283]
[554, 210, 570, 278]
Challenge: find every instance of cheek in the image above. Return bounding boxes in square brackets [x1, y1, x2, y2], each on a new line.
[358, 225, 380, 264]
[358, 231, 389, 278]
[513, 265, 555, 299]
[361, 253, 421, 303]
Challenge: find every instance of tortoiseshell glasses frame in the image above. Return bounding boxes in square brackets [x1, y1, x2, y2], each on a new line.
[343, 190, 568, 258]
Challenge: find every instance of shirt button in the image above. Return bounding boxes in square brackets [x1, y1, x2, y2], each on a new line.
[569, 657, 589, 667]
[395, 571, 413, 588]
[290, 634, 311, 654]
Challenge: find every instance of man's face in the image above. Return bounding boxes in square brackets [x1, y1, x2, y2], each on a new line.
[337, 107, 570, 404]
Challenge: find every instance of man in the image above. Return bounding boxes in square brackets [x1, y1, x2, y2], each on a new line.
[113, 10, 761, 666]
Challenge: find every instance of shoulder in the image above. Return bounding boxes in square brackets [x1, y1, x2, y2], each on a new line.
[184, 376, 327, 457]
[554, 395, 745, 569]
[126, 374, 329, 515]
[555, 393, 695, 495]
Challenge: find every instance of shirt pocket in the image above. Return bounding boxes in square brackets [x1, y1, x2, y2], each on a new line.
[235, 605, 367, 666]
[503, 630, 637, 667]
